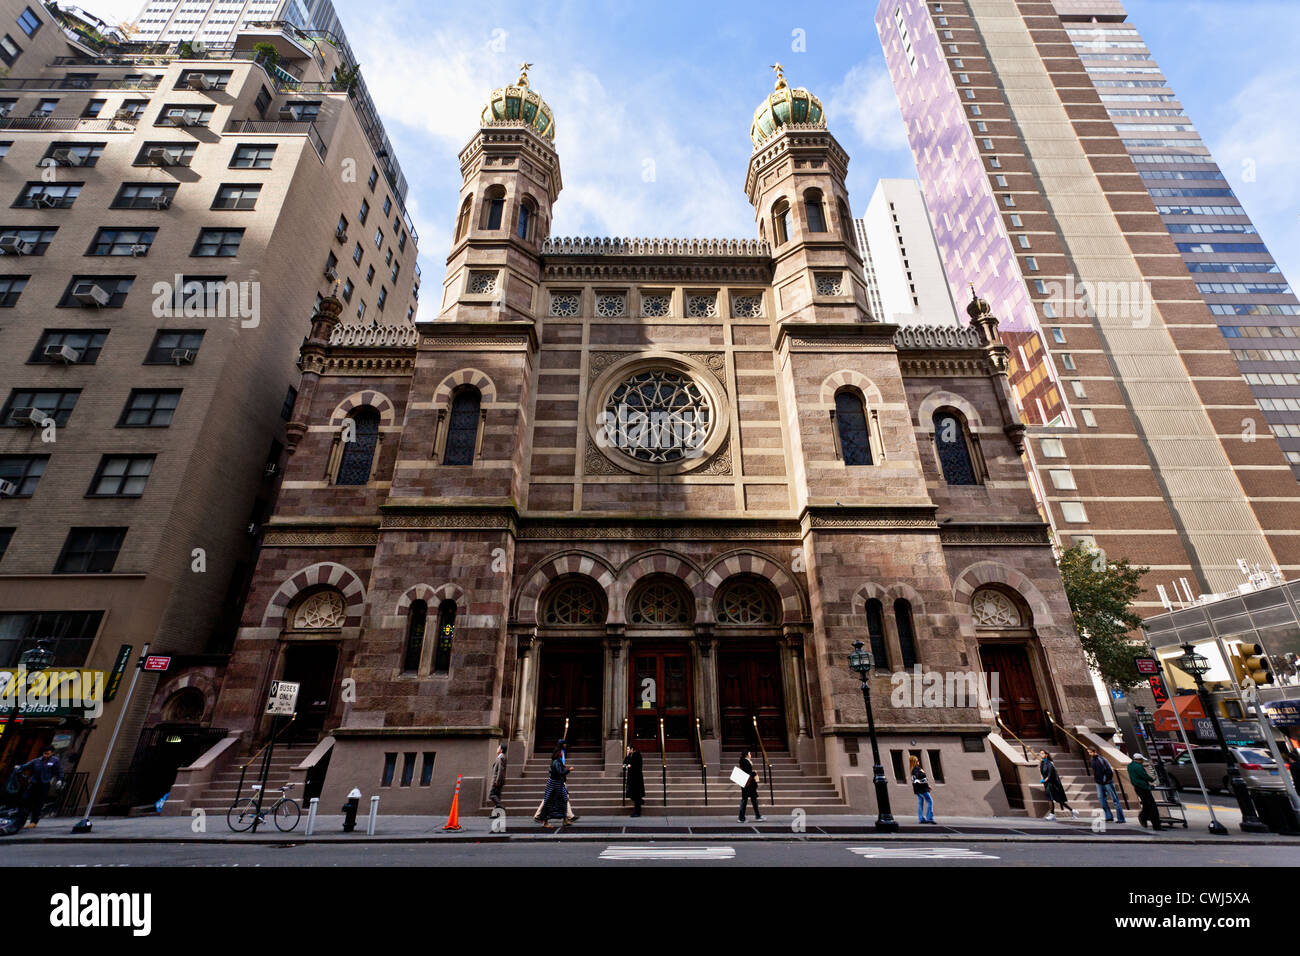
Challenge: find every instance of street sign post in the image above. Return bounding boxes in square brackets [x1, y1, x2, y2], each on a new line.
[265, 680, 299, 716]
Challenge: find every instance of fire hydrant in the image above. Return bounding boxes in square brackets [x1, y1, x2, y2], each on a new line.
[342, 787, 362, 832]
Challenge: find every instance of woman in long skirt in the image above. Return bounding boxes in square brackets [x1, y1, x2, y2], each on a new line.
[1039, 749, 1078, 821]
[537, 743, 571, 828]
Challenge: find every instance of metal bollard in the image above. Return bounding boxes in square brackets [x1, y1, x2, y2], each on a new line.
[366, 795, 379, 835]
[305, 797, 319, 836]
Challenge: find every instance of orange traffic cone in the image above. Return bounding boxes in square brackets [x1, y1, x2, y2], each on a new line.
[442, 773, 463, 830]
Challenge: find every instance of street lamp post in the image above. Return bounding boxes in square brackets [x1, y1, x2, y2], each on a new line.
[1173, 642, 1268, 834]
[5, 640, 55, 743]
[848, 640, 898, 833]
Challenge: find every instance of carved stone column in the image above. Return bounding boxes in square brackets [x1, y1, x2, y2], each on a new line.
[603, 625, 627, 768]
[782, 627, 816, 765]
[693, 626, 721, 768]
[507, 627, 539, 768]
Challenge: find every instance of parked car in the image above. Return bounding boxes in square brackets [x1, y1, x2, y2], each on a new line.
[1166, 746, 1288, 792]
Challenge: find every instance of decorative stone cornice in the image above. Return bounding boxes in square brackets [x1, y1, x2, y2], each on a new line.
[893, 324, 987, 350]
[515, 517, 803, 541]
[800, 504, 940, 532]
[417, 319, 538, 352]
[542, 236, 771, 257]
[329, 324, 421, 348]
[937, 522, 1052, 547]
[543, 262, 771, 283]
[260, 529, 380, 548]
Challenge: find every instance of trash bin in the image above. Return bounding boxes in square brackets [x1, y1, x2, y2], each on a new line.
[1248, 789, 1300, 835]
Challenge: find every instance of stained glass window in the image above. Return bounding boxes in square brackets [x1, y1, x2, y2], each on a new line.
[933, 410, 977, 485]
[715, 577, 780, 625]
[835, 390, 872, 465]
[443, 387, 481, 465]
[336, 406, 379, 485]
[403, 599, 427, 672]
[434, 600, 455, 673]
[541, 578, 605, 626]
[604, 369, 712, 463]
[629, 577, 691, 625]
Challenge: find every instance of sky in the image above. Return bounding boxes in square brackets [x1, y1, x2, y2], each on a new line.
[86, 0, 1300, 299]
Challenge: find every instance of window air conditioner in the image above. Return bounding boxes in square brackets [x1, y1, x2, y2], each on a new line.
[31, 193, 57, 208]
[0, 236, 33, 255]
[43, 343, 80, 364]
[278, 105, 296, 120]
[324, 266, 338, 281]
[263, 462, 279, 478]
[130, 243, 150, 257]
[49, 147, 81, 166]
[147, 146, 184, 166]
[187, 73, 210, 90]
[171, 348, 196, 365]
[71, 280, 110, 307]
[0, 479, 17, 497]
[150, 193, 172, 210]
[9, 407, 47, 427]
[334, 226, 347, 243]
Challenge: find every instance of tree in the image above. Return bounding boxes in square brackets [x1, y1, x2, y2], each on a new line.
[1057, 543, 1150, 689]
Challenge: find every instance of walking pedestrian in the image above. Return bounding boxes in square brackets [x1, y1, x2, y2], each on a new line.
[623, 745, 645, 817]
[737, 749, 764, 823]
[15, 747, 63, 828]
[1038, 749, 1077, 820]
[488, 743, 507, 809]
[535, 742, 573, 828]
[909, 755, 935, 824]
[1127, 753, 1163, 831]
[1087, 747, 1125, 823]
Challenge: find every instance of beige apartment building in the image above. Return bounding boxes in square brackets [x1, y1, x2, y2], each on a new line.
[0, 0, 419, 805]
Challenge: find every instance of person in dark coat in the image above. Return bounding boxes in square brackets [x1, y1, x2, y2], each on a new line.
[1127, 753, 1163, 831]
[910, 754, 935, 824]
[488, 743, 507, 809]
[623, 745, 645, 817]
[536, 742, 572, 828]
[15, 747, 63, 828]
[1038, 749, 1077, 820]
[737, 749, 764, 823]
[1087, 747, 1125, 823]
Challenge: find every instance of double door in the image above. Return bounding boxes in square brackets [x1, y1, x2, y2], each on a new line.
[629, 649, 693, 752]
[979, 643, 1046, 739]
[718, 649, 787, 749]
[535, 650, 603, 748]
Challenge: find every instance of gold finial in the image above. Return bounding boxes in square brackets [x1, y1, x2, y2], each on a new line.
[771, 62, 786, 90]
[517, 61, 532, 87]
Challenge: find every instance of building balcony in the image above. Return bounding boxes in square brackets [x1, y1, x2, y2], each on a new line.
[0, 114, 139, 132]
[0, 76, 160, 91]
[224, 118, 327, 161]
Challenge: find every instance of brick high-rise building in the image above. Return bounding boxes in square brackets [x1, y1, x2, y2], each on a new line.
[157, 66, 1107, 820]
[0, 0, 418, 801]
[875, 0, 1300, 611]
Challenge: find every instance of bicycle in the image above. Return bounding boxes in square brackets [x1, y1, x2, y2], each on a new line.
[226, 783, 301, 833]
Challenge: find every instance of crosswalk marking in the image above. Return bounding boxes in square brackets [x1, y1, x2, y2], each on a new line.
[846, 846, 999, 860]
[600, 845, 736, 861]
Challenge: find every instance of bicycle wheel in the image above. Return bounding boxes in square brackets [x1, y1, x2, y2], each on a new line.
[227, 797, 260, 833]
[274, 797, 301, 832]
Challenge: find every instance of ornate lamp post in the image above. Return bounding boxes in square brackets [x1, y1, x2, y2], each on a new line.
[848, 640, 898, 833]
[4, 640, 54, 766]
[1173, 642, 1268, 833]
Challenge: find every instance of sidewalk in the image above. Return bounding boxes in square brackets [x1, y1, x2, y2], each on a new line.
[4, 802, 1296, 846]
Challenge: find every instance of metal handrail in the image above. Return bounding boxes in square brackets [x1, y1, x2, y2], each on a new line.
[694, 718, 708, 806]
[658, 718, 667, 808]
[562, 716, 570, 744]
[995, 714, 1033, 761]
[621, 717, 628, 808]
[751, 716, 774, 806]
[235, 713, 297, 803]
[1047, 710, 1131, 810]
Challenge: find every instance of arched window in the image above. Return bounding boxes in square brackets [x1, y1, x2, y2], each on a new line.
[772, 198, 792, 245]
[336, 407, 379, 485]
[516, 196, 536, 240]
[804, 189, 827, 233]
[628, 576, 692, 626]
[894, 598, 918, 668]
[482, 185, 506, 230]
[835, 389, 873, 466]
[714, 575, 781, 625]
[541, 577, 606, 626]
[933, 409, 978, 485]
[402, 599, 427, 672]
[837, 198, 851, 237]
[443, 387, 481, 465]
[434, 599, 455, 673]
[292, 589, 346, 629]
[453, 196, 471, 242]
[865, 598, 889, 668]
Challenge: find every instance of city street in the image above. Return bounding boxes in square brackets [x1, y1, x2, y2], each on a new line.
[4, 838, 1298, 867]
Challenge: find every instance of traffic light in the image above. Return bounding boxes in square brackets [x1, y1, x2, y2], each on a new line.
[1238, 642, 1273, 686]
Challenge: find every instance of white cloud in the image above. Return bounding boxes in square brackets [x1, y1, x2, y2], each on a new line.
[826, 60, 910, 152]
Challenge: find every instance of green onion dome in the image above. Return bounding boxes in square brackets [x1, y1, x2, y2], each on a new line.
[481, 62, 555, 141]
[751, 64, 824, 147]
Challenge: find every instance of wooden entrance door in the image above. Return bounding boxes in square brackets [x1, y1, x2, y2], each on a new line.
[629, 649, 693, 752]
[280, 643, 339, 739]
[980, 643, 1046, 738]
[718, 649, 787, 749]
[535, 649, 603, 748]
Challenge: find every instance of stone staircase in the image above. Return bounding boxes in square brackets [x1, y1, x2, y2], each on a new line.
[1020, 739, 1108, 815]
[504, 746, 850, 816]
[186, 746, 307, 813]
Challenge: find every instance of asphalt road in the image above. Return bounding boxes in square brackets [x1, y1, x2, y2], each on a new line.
[4, 839, 1299, 867]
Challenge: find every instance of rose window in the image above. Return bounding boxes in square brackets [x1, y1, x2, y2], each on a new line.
[467, 270, 497, 295]
[293, 590, 346, 629]
[971, 588, 1021, 628]
[815, 273, 844, 296]
[549, 292, 580, 317]
[629, 579, 691, 626]
[541, 578, 605, 626]
[685, 294, 718, 318]
[731, 294, 763, 318]
[640, 294, 670, 317]
[714, 577, 780, 625]
[595, 293, 626, 317]
[602, 368, 712, 463]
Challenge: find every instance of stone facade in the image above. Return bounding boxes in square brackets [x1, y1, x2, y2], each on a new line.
[183, 71, 1103, 816]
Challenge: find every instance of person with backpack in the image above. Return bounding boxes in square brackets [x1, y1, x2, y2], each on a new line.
[909, 754, 935, 824]
[1087, 747, 1126, 824]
